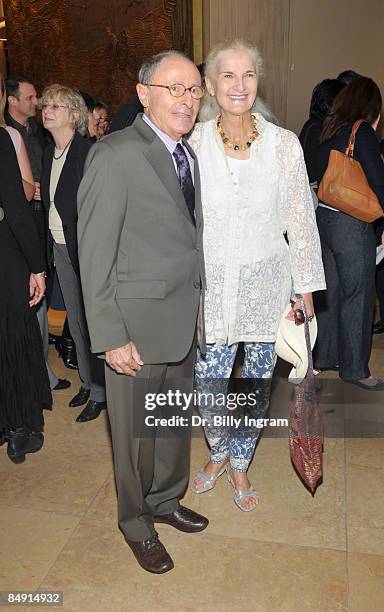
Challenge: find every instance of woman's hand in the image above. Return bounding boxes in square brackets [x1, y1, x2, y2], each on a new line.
[34, 181, 41, 201]
[29, 272, 46, 306]
[285, 292, 314, 322]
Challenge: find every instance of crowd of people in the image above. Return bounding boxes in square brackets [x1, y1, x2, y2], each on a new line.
[0, 39, 383, 573]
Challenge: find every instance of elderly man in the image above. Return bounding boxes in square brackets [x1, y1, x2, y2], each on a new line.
[77, 50, 207, 574]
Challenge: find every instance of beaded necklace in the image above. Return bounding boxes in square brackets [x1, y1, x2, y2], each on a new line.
[217, 114, 259, 151]
[53, 134, 74, 160]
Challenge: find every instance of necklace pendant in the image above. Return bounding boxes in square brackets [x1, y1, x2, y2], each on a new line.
[233, 144, 240, 151]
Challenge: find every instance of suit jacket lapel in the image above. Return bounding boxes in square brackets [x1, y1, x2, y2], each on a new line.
[135, 116, 195, 225]
[54, 132, 79, 208]
[41, 144, 54, 214]
[183, 138, 203, 232]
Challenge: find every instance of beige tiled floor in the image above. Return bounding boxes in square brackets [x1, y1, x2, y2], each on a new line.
[0, 336, 383, 611]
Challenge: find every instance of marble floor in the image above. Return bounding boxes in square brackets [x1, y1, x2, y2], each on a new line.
[0, 332, 383, 611]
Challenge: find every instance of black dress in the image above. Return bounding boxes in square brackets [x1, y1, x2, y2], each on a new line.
[0, 127, 52, 432]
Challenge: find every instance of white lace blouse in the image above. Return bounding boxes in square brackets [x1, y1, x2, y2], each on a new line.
[188, 114, 326, 346]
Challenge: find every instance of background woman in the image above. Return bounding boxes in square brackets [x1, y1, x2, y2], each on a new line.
[189, 39, 325, 511]
[299, 78, 346, 187]
[314, 77, 384, 388]
[0, 76, 51, 463]
[41, 84, 106, 422]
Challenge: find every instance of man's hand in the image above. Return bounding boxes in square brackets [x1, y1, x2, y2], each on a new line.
[29, 273, 45, 306]
[106, 341, 143, 376]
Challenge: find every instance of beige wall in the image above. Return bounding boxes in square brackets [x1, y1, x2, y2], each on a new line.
[202, 0, 290, 125]
[201, 0, 384, 133]
[287, 0, 384, 134]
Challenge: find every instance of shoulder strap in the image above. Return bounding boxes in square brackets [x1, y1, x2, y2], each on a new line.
[346, 119, 365, 157]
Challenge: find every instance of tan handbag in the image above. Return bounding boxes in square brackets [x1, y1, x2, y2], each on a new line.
[318, 120, 383, 222]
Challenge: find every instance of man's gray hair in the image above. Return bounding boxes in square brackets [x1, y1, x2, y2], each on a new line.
[138, 50, 190, 84]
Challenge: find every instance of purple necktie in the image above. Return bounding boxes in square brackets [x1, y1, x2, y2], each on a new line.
[172, 143, 195, 225]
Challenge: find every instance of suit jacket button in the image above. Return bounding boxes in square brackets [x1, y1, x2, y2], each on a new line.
[193, 281, 200, 289]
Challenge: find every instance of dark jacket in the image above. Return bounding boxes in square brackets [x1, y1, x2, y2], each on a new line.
[41, 131, 93, 276]
[109, 96, 143, 133]
[317, 121, 384, 209]
[299, 117, 323, 184]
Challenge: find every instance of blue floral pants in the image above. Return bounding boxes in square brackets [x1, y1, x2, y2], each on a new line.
[195, 342, 276, 472]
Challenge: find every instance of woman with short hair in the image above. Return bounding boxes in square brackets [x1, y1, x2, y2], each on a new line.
[41, 84, 106, 422]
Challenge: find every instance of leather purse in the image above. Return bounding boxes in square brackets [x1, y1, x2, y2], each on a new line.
[318, 120, 383, 222]
[288, 298, 323, 495]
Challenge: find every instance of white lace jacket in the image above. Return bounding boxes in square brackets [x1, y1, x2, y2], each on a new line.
[188, 115, 326, 346]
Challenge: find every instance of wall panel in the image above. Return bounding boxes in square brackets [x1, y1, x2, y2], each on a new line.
[287, 0, 384, 134]
[203, 0, 290, 125]
[4, 0, 193, 111]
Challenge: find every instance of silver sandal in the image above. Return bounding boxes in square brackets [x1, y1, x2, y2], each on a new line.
[191, 464, 227, 494]
[226, 465, 259, 512]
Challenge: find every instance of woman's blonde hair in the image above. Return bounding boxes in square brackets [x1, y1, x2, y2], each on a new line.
[41, 84, 88, 134]
[200, 38, 264, 122]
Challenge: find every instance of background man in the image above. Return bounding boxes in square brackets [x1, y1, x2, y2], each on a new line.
[78, 50, 207, 574]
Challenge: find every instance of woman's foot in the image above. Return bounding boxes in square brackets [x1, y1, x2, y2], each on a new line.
[226, 466, 259, 511]
[191, 459, 228, 493]
[345, 376, 384, 390]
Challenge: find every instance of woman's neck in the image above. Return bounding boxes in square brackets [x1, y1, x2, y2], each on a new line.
[220, 111, 253, 143]
[52, 128, 75, 150]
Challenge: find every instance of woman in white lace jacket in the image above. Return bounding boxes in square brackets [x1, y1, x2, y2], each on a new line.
[189, 39, 326, 511]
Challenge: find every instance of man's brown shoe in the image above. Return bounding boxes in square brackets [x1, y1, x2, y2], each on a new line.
[154, 506, 209, 533]
[126, 534, 174, 574]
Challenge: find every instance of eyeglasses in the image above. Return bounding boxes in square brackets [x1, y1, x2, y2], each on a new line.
[146, 83, 204, 100]
[41, 103, 69, 111]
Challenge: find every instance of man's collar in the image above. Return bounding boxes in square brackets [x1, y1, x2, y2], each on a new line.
[5, 110, 36, 134]
[6, 110, 27, 130]
[142, 112, 181, 147]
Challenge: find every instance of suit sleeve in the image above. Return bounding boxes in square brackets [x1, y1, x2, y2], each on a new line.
[77, 140, 131, 353]
[0, 129, 45, 273]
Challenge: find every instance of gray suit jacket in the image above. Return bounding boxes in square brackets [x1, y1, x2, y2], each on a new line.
[77, 115, 206, 364]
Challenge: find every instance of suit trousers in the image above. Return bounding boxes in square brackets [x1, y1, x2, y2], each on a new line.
[53, 243, 105, 401]
[105, 340, 196, 542]
[313, 207, 376, 380]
